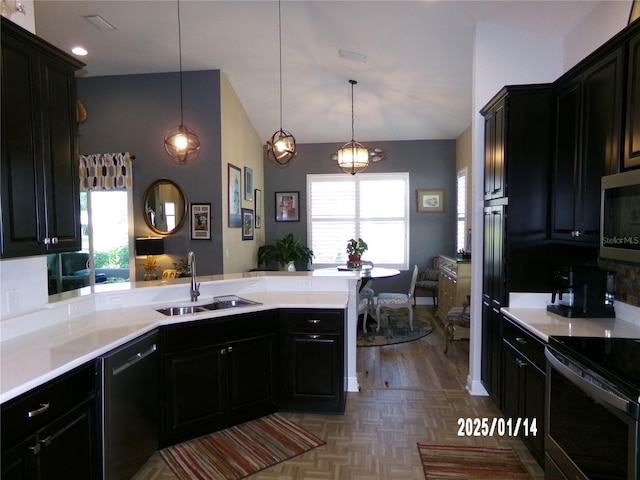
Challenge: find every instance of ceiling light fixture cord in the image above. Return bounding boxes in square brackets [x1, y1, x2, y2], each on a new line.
[177, 0, 184, 125]
[266, 0, 296, 166]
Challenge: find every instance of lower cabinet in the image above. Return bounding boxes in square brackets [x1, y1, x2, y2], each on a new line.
[279, 309, 346, 413]
[480, 299, 502, 405]
[160, 311, 279, 446]
[0, 363, 98, 480]
[501, 316, 545, 467]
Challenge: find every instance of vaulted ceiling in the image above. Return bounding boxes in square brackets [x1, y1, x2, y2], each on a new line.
[33, 1, 605, 144]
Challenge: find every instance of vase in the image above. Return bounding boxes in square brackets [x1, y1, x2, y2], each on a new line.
[347, 255, 361, 269]
[143, 272, 157, 281]
[286, 261, 296, 272]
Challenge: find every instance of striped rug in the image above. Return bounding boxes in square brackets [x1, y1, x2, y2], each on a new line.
[161, 414, 325, 480]
[418, 443, 531, 479]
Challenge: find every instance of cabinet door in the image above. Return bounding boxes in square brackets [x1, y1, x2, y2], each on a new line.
[0, 30, 48, 257]
[38, 402, 97, 480]
[522, 365, 545, 464]
[625, 30, 640, 169]
[483, 99, 506, 200]
[226, 333, 278, 420]
[501, 346, 522, 420]
[162, 347, 226, 444]
[552, 48, 623, 244]
[480, 302, 502, 405]
[1, 437, 37, 480]
[39, 55, 81, 253]
[482, 205, 505, 304]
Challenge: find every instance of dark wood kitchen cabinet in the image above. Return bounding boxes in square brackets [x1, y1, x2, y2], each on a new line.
[279, 309, 346, 413]
[1, 18, 84, 258]
[483, 97, 506, 200]
[624, 28, 640, 169]
[1, 362, 98, 480]
[551, 46, 624, 244]
[160, 311, 278, 446]
[501, 316, 545, 467]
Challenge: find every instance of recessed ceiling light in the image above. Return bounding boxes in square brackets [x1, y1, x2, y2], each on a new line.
[83, 14, 117, 31]
[338, 49, 367, 63]
[72, 46, 88, 56]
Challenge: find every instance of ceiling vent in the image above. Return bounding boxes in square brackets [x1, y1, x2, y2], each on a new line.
[338, 49, 367, 63]
[83, 14, 117, 31]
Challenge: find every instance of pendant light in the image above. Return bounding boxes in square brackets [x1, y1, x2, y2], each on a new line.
[336, 79, 369, 175]
[164, 0, 200, 165]
[266, 0, 296, 166]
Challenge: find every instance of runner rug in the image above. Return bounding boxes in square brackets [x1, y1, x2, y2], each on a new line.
[160, 414, 325, 480]
[417, 443, 531, 479]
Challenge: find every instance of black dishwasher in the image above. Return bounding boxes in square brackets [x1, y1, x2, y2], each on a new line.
[99, 329, 159, 480]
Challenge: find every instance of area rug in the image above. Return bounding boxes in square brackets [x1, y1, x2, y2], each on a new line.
[417, 443, 531, 479]
[160, 413, 325, 480]
[357, 307, 433, 347]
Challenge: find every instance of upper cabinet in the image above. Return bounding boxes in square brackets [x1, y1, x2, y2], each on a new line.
[483, 97, 505, 200]
[625, 28, 640, 169]
[551, 41, 625, 245]
[1, 18, 85, 258]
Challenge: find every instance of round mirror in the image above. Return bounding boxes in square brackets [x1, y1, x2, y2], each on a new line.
[143, 179, 187, 235]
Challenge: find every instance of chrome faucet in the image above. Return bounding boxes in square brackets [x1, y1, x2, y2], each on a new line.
[187, 251, 200, 302]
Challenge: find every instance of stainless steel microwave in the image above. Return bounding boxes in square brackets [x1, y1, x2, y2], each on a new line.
[601, 170, 640, 263]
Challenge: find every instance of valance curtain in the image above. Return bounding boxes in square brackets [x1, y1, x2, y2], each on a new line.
[79, 152, 133, 191]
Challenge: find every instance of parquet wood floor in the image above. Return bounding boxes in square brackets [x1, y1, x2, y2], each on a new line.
[133, 306, 544, 479]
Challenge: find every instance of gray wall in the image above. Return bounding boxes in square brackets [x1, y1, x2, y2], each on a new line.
[263, 140, 458, 295]
[77, 71, 224, 279]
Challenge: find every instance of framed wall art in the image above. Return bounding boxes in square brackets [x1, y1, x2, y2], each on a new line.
[254, 188, 262, 228]
[190, 203, 211, 240]
[242, 208, 254, 240]
[244, 167, 253, 201]
[275, 191, 299, 222]
[417, 189, 444, 213]
[228, 163, 242, 227]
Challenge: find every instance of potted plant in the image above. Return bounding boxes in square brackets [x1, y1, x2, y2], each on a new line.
[140, 255, 159, 281]
[258, 233, 314, 271]
[346, 237, 368, 268]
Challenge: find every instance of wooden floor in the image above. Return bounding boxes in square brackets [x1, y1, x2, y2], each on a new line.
[133, 306, 544, 479]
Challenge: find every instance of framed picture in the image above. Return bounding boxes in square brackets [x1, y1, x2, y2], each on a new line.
[190, 203, 211, 240]
[228, 163, 242, 227]
[244, 167, 253, 201]
[275, 191, 299, 222]
[255, 188, 262, 228]
[630, 0, 639, 24]
[242, 208, 254, 240]
[417, 189, 444, 213]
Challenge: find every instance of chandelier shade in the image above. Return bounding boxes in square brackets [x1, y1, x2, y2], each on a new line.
[336, 79, 369, 175]
[266, 0, 296, 166]
[164, 0, 200, 165]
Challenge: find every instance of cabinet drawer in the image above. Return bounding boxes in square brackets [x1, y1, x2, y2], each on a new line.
[280, 309, 343, 333]
[1, 362, 96, 449]
[162, 311, 277, 354]
[502, 317, 545, 371]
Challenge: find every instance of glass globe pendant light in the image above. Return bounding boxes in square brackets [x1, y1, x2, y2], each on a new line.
[164, 0, 200, 165]
[336, 80, 369, 175]
[266, 0, 296, 166]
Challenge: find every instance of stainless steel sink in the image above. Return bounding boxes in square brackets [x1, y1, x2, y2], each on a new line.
[156, 305, 208, 316]
[156, 296, 260, 316]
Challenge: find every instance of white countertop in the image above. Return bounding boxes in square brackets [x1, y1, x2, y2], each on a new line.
[0, 290, 349, 404]
[502, 307, 640, 342]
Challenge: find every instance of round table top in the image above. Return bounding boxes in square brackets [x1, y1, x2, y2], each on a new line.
[316, 266, 401, 279]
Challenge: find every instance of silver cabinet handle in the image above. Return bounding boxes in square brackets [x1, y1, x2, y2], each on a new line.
[515, 337, 527, 345]
[27, 402, 50, 418]
[227, 346, 233, 353]
[516, 358, 528, 368]
[309, 334, 320, 339]
[308, 319, 321, 324]
[51, 237, 58, 244]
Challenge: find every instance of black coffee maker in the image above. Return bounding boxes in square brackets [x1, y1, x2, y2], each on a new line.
[547, 266, 616, 318]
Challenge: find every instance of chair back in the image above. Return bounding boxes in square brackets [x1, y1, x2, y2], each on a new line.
[407, 264, 419, 297]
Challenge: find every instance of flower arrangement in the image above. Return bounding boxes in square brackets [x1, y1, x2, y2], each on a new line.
[140, 255, 159, 273]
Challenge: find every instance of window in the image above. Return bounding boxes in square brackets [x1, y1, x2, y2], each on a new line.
[456, 168, 467, 253]
[307, 173, 410, 269]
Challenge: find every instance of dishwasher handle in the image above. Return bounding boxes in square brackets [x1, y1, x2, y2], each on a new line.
[112, 343, 157, 376]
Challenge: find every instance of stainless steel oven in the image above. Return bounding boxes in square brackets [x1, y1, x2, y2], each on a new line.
[545, 337, 640, 480]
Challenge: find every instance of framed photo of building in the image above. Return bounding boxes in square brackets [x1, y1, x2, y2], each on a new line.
[242, 208, 254, 240]
[190, 203, 211, 240]
[244, 167, 253, 201]
[275, 191, 299, 222]
[417, 189, 444, 213]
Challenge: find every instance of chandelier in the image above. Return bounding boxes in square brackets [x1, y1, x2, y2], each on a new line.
[336, 80, 369, 175]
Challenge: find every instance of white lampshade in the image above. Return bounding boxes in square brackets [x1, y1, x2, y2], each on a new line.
[337, 141, 369, 175]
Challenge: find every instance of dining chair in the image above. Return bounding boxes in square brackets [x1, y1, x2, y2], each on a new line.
[358, 279, 375, 333]
[375, 265, 419, 332]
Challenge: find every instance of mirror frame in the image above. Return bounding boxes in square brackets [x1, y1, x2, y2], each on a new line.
[142, 178, 187, 235]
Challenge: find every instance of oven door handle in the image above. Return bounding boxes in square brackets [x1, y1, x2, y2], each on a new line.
[545, 347, 631, 414]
